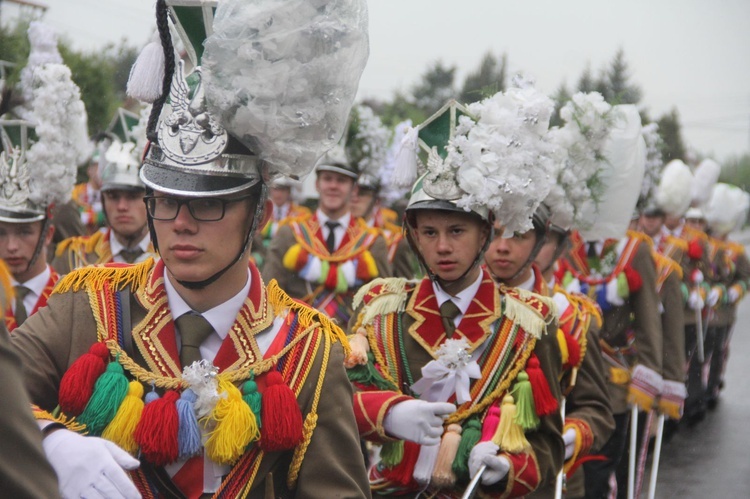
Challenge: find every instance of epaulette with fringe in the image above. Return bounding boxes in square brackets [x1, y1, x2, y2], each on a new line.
[501, 286, 557, 339]
[55, 230, 107, 257]
[653, 251, 684, 281]
[54, 258, 155, 294]
[352, 277, 414, 326]
[626, 229, 653, 248]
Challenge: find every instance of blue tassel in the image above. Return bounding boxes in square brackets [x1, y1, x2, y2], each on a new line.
[596, 284, 612, 312]
[176, 389, 202, 459]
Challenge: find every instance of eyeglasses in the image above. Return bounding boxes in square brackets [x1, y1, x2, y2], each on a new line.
[143, 195, 253, 222]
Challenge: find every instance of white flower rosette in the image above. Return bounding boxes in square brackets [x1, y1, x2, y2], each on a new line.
[411, 338, 481, 404]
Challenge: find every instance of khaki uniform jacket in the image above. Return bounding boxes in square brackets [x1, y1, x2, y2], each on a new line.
[0, 269, 60, 498]
[560, 234, 663, 415]
[11, 260, 370, 499]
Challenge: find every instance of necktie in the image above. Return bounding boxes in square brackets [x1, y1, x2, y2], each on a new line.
[175, 313, 215, 368]
[439, 299, 461, 338]
[14, 285, 31, 326]
[120, 247, 145, 264]
[325, 220, 340, 253]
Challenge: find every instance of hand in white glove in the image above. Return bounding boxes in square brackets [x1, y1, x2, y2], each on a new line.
[688, 290, 704, 311]
[43, 429, 141, 499]
[563, 428, 577, 460]
[729, 286, 741, 304]
[706, 287, 721, 307]
[468, 441, 510, 485]
[383, 399, 454, 446]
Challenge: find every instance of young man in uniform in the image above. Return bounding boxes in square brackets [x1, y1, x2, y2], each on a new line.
[262, 144, 391, 325]
[347, 93, 564, 497]
[52, 135, 154, 273]
[12, 1, 371, 497]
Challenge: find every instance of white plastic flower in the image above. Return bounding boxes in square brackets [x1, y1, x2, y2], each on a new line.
[546, 92, 617, 230]
[435, 85, 556, 234]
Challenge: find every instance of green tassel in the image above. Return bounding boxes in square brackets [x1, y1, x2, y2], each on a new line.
[452, 418, 482, 481]
[617, 272, 629, 299]
[78, 362, 129, 435]
[335, 265, 348, 293]
[346, 352, 398, 391]
[242, 377, 262, 429]
[380, 440, 404, 467]
[318, 260, 330, 285]
[511, 371, 540, 431]
[562, 271, 574, 289]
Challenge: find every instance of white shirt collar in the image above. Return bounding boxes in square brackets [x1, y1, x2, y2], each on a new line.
[432, 271, 483, 318]
[516, 272, 536, 292]
[13, 265, 51, 311]
[164, 268, 251, 341]
[110, 232, 151, 262]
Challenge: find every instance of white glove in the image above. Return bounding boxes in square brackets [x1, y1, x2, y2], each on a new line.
[468, 441, 510, 485]
[688, 290, 704, 311]
[706, 287, 721, 307]
[43, 429, 141, 499]
[563, 428, 577, 460]
[383, 399, 454, 446]
[729, 286, 741, 304]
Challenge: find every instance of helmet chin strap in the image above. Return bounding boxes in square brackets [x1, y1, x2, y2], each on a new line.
[149, 184, 268, 291]
[24, 216, 51, 276]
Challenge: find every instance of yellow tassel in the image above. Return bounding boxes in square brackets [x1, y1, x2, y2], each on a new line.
[54, 259, 154, 293]
[282, 244, 303, 271]
[204, 377, 258, 465]
[352, 277, 409, 326]
[431, 423, 462, 489]
[361, 250, 378, 278]
[556, 329, 569, 366]
[344, 327, 370, 368]
[491, 394, 531, 454]
[0, 260, 11, 318]
[101, 381, 145, 454]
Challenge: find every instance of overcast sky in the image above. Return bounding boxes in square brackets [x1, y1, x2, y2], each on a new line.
[31, 0, 750, 161]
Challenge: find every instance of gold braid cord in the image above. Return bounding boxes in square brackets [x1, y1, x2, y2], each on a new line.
[286, 333, 331, 489]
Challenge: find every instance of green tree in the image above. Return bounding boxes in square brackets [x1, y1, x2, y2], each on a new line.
[719, 153, 750, 192]
[363, 92, 426, 130]
[577, 63, 596, 93]
[596, 48, 641, 105]
[459, 52, 507, 104]
[411, 60, 456, 115]
[657, 108, 686, 162]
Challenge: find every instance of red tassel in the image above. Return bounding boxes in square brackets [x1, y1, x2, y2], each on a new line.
[480, 403, 501, 441]
[526, 355, 558, 416]
[379, 440, 420, 488]
[564, 332, 581, 369]
[324, 263, 338, 290]
[134, 390, 180, 466]
[259, 371, 303, 452]
[687, 239, 703, 260]
[624, 266, 642, 293]
[59, 342, 110, 416]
